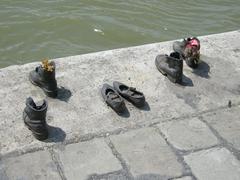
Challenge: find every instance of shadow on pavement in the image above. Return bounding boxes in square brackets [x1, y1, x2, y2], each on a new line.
[179, 74, 194, 87]
[138, 101, 151, 111]
[192, 60, 210, 79]
[45, 125, 66, 143]
[57, 86, 72, 102]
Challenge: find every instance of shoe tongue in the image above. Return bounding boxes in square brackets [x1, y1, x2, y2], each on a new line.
[35, 101, 45, 110]
[108, 92, 119, 100]
[28, 98, 46, 110]
[29, 100, 37, 109]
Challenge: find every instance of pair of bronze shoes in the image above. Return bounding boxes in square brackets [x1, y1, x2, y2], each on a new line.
[101, 82, 145, 114]
[155, 37, 200, 83]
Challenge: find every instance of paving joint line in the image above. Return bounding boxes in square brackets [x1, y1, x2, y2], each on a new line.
[179, 144, 222, 156]
[151, 101, 240, 126]
[154, 126, 197, 180]
[198, 116, 240, 161]
[1, 146, 47, 160]
[105, 137, 133, 180]
[49, 148, 67, 180]
[1, 103, 239, 160]
[87, 170, 127, 180]
[168, 175, 195, 180]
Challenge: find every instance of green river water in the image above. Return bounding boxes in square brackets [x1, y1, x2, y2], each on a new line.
[0, 0, 240, 68]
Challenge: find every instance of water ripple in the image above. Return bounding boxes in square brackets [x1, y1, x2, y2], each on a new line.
[0, 0, 240, 67]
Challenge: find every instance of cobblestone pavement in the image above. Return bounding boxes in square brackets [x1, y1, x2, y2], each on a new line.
[0, 31, 240, 180]
[1, 105, 240, 180]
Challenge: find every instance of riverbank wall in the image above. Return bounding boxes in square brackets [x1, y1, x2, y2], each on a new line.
[0, 30, 240, 180]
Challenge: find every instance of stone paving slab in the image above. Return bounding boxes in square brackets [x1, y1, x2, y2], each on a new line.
[55, 138, 122, 180]
[201, 106, 240, 150]
[110, 127, 184, 178]
[0, 150, 61, 180]
[1, 30, 240, 156]
[174, 176, 193, 180]
[184, 147, 240, 180]
[91, 174, 128, 180]
[157, 117, 218, 151]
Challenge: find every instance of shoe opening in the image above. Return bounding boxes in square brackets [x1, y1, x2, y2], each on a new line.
[170, 52, 180, 59]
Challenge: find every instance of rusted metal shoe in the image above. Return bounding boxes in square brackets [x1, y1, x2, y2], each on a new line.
[113, 81, 145, 108]
[155, 52, 183, 83]
[173, 37, 200, 68]
[23, 97, 48, 141]
[29, 59, 58, 98]
[101, 83, 126, 114]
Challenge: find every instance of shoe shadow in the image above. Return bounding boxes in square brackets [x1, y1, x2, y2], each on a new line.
[179, 74, 194, 87]
[192, 60, 210, 79]
[56, 86, 72, 102]
[44, 125, 66, 143]
[138, 101, 151, 111]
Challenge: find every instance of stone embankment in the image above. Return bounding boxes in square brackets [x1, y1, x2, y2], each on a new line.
[0, 30, 240, 180]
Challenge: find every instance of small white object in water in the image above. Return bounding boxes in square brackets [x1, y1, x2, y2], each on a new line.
[94, 28, 104, 35]
[164, 27, 168, 31]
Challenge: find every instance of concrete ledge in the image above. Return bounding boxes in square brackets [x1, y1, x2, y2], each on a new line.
[0, 30, 240, 157]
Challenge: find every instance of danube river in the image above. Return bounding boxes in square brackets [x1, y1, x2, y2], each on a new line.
[0, 0, 240, 67]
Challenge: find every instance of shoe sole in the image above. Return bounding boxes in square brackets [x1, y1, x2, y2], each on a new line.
[29, 75, 58, 98]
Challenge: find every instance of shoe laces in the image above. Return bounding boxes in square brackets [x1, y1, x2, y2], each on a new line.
[107, 92, 119, 100]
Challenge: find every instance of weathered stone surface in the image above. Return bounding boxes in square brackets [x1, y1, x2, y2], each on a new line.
[174, 176, 193, 180]
[56, 138, 122, 180]
[158, 117, 218, 151]
[202, 106, 240, 150]
[134, 174, 181, 180]
[110, 128, 184, 178]
[92, 174, 128, 180]
[1, 31, 240, 155]
[184, 147, 240, 180]
[0, 150, 60, 180]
